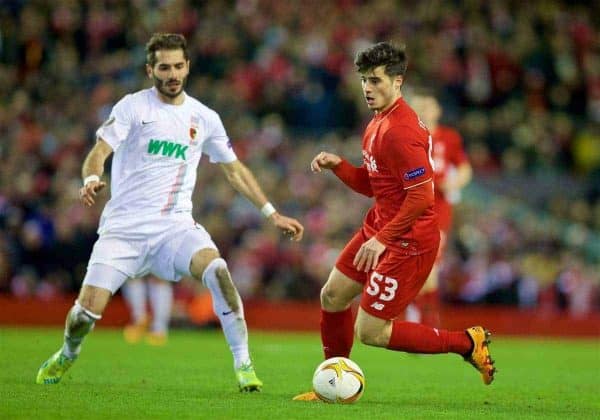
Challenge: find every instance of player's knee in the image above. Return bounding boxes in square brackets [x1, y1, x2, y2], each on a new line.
[320, 285, 341, 311]
[190, 249, 221, 280]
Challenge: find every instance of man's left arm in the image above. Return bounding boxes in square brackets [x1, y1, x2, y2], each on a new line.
[219, 160, 304, 241]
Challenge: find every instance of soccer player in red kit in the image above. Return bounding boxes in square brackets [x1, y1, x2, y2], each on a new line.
[294, 43, 495, 401]
[406, 93, 473, 327]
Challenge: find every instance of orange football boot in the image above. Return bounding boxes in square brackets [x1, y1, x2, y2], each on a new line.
[292, 391, 319, 402]
[464, 326, 497, 385]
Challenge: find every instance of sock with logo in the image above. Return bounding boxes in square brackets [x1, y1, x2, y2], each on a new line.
[203, 258, 250, 368]
[387, 321, 471, 355]
[321, 307, 354, 359]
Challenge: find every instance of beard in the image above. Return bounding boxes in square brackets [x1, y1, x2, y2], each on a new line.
[152, 74, 187, 99]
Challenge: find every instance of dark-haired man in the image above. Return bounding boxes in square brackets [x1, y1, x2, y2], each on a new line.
[294, 42, 494, 401]
[36, 33, 304, 392]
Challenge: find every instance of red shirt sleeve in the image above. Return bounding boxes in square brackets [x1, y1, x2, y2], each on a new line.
[381, 125, 434, 190]
[375, 180, 434, 245]
[374, 124, 435, 244]
[332, 159, 374, 197]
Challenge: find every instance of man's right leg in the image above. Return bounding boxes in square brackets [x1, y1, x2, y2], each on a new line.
[319, 268, 364, 359]
[36, 264, 126, 384]
[292, 268, 362, 401]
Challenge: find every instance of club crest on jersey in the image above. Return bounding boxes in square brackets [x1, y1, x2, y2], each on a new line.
[362, 150, 378, 173]
[189, 115, 199, 145]
[404, 167, 425, 180]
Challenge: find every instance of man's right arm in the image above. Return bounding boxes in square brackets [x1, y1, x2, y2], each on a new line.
[79, 139, 113, 207]
[311, 151, 373, 197]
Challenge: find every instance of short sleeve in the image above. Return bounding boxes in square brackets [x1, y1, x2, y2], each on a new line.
[201, 111, 237, 163]
[382, 125, 434, 189]
[95, 94, 134, 151]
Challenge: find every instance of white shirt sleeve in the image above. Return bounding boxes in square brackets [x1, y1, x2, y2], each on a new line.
[96, 94, 134, 151]
[202, 112, 237, 163]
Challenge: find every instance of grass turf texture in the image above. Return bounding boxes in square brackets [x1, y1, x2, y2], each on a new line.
[1, 328, 598, 419]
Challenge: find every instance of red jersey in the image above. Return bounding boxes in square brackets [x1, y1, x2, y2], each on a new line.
[335, 98, 439, 255]
[431, 125, 468, 232]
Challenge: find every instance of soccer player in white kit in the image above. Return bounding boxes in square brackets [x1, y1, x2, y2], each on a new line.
[36, 33, 304, 392]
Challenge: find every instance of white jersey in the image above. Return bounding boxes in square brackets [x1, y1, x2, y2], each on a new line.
[95, 87, 237, 234]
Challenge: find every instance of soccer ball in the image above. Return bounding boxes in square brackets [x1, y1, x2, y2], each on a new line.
[312, 357, 365, 403]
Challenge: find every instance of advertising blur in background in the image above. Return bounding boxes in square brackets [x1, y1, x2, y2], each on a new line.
[1, 0, 598, 331]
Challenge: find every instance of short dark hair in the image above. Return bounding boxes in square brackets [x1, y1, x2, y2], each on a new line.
[146, 33, 189, 67]
[355, 42, 407, 76]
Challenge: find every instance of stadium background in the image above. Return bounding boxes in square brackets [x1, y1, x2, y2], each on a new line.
[0, 0, 598, 335]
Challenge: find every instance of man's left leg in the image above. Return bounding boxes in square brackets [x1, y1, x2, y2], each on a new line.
[356, 309, 495, 384]
[188, 248, 262, 392]
[355, 248, 496, 385]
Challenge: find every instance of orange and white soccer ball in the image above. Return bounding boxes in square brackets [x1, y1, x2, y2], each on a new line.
[312, 357, 365, 403]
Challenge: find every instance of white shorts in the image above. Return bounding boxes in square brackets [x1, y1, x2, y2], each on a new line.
[83, 215, 217, 293]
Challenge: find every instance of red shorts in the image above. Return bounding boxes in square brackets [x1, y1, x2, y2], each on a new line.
[335, 229, 438, 320]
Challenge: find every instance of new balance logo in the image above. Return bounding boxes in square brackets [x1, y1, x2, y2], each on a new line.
[370, 302, 385, 311]
[147, 139, 188, 160]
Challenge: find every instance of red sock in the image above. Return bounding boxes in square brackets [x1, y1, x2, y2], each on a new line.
[415, 290, 441, 328]
[320, 308, 354, 359]
[387, 321, 471, 355]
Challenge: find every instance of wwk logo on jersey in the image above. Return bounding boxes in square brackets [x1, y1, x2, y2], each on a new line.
[147, 139, 188, 160]
[362, 150, 378, 173]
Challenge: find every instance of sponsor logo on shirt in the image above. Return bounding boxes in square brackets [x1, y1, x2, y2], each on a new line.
[404, 167, 425, 181]
[147, 139, 188, 160]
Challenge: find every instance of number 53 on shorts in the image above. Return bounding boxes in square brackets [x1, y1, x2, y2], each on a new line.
[365, 272, 398, 311]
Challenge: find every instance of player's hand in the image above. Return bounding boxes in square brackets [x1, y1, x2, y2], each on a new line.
[79, 180, 106, 207]
[353, 237, 386, 272]
[310, 151, 342, 172]
[269, 213, 304, 241]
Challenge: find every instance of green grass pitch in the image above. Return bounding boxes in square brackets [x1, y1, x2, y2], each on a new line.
[0, 328, 598, 419]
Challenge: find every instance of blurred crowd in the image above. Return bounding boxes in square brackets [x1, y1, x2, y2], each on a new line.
[1, 0, 598, 315]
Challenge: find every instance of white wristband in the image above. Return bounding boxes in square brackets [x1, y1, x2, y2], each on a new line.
[261, 202, 276, 218]
[83, 175, 100, 186]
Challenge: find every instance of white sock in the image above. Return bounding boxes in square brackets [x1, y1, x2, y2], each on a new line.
[148, 279, 173, 334]
[122, 278, 147, 324]
[202, 258, 251, 369]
